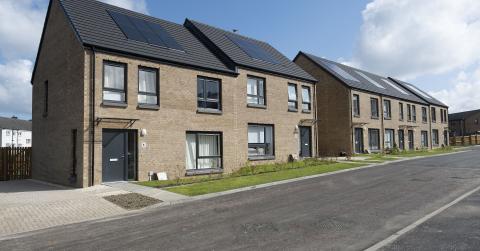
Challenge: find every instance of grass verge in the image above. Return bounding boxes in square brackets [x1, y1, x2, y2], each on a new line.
[161, 162, 363, 196]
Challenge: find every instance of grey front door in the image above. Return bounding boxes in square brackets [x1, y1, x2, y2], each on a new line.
[398, 130, 405, 150]
[408, 130, 414, 150]
[299, 126, 312, 157]
[354, 128, 364, 153]
[102, 130, 127, 182]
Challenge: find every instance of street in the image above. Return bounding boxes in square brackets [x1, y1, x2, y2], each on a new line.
[2, 148, 480, 250]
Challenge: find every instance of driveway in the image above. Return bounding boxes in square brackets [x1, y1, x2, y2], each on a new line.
[1, 148, 479, 250]
[0, 180, 127, 238]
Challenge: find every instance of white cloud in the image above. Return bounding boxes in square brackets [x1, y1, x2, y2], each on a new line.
[0, 59, 32, 117]
[349, 0, 480, 112]
[352, 0, 480, 79]
[0, 0, 46, 60]
[430, 66, 480, 113]
[99, 0, 148, 14]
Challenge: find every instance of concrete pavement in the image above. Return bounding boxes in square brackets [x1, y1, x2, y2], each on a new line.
[1, 148, 479, 250]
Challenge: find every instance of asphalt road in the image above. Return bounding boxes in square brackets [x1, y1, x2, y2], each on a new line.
[2, 148, 480, 251]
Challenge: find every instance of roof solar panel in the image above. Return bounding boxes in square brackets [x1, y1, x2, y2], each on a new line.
[146, 21, 183, 51]
[108, 11, 183, 51]
[382, 79, 409, 95]
[405, 84, 432, 99]
[355, 71, 385, 89]
[226, 34, 280, 64]
[109, 11, 147, 43]
[326, 62, 359, 82]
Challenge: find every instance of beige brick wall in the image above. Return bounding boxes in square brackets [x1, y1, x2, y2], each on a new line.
[32, 0, 86, 187]
[294, 55, 351, 156]
[81, 52, 316, 186]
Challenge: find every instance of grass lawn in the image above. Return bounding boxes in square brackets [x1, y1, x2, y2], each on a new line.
[139, 161, 364, 196]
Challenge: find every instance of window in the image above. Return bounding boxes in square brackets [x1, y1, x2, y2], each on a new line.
[138, 67, 158, 106]
[6, 130, 10, 136]
[421, 131, 428, 148]
[185, 132, 222, 170]
[475, 119, 479, 125]
[248, 124, 274, 158]
[197, 77, 221, 111]
[383, 99, 391, 119]
[444, 110, 448, 123]
[288, 84, 297, 111]
[302, 86, 311, 111]
[431, 107, 437, 123]
[432, 129, 439, 146]
[368, 129, 380, 151]
[370, 98, 379, 118]
[26, 139, 31, 144]
[103, 62, 126, 103]
[384, 129, 395, 149]
[407, 104, 412, 121]
[43, 81, 48, 117]
[399, 102, 404, 121]
[412, 105, 416, 122]
[422, 107, 428, 123]
[247, 76, 265, 106]
[352, 94, 360, 117]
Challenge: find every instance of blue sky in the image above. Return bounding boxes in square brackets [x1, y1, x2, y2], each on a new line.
[0, 0, 479, 119]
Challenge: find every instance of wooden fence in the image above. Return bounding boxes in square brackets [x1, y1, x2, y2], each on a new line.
[0, 147, 32, 181]
[450, 135, 480, 146]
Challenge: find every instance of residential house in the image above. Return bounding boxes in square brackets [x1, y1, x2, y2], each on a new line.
[294, 52, 445, 156]
[31, 0, 316, 187]
[391, 79, 450, 147]
[0, 116, 32, 147]
[449, 109, 480, 136]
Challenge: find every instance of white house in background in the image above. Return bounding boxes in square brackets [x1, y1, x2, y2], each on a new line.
[0, 116, 32, 147]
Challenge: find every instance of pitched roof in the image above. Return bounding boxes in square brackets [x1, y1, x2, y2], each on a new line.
[185, 19, 317, 83]
[0, 117, 32, 131]
[449, 109, 480, 121]
[56, 0, 235, 75]
[389, 78, 447, 107]
[298, 52, 427, 104]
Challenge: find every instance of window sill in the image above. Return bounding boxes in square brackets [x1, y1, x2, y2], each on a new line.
[248, 155, 275, 161]
[371, 116, 379, 120]
[353, 115, 360, 118]
[102, 101, 127, 108]
[197, 108, 222, 115]
[185, 168, 223, 176]
[302, 110, 312, 114]
[384, 117, 391, 120]
[137, 104, 160, 110]
[247, 103, 267, 109]
[288, 108, 298, 112]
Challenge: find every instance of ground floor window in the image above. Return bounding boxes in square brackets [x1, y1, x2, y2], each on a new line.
[432, 129, 439, 146]
[384, 129, 395, 149]
[248, 124, 274, 158]
[421, 131, 428, 148]
[186, 132, 222, 170]
[369, 129, 380, 151]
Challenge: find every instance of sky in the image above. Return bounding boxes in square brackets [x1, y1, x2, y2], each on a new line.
[1, 0, 480, 120]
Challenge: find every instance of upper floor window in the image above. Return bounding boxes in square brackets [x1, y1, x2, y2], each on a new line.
[383, 99, 391, 119]
[197, 77, 221, 111]
[431, 107, 437, 122]
[103, 61, 126, 103]
[288, 83, 297, 111]
[247, 76, 265, 106]
[422, 107, 428, 123]
[443, 109, 448, 123]
[302, 86, 311, 112]
[407, 104, 412, 121]
[352, 94, 360, 117]
[138, 67, 159, 106]
[412, 105, 417, 122]
[399, 102, 404, 121]
[370, 98, 379, 118]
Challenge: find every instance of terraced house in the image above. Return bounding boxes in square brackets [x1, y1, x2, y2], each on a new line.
[31, 0, 316, 187]
[294, 52, 448, 156]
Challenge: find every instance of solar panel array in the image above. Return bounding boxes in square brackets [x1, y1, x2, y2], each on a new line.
[108, 11, 183, 51]
[382, 79, 409, 95]
[355, 71, 385, 89]
[326, 62, 360, 82]
[226, 34, 280, 64]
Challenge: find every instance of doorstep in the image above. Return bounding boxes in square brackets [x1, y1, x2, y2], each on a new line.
[103, 182, 189, 202]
